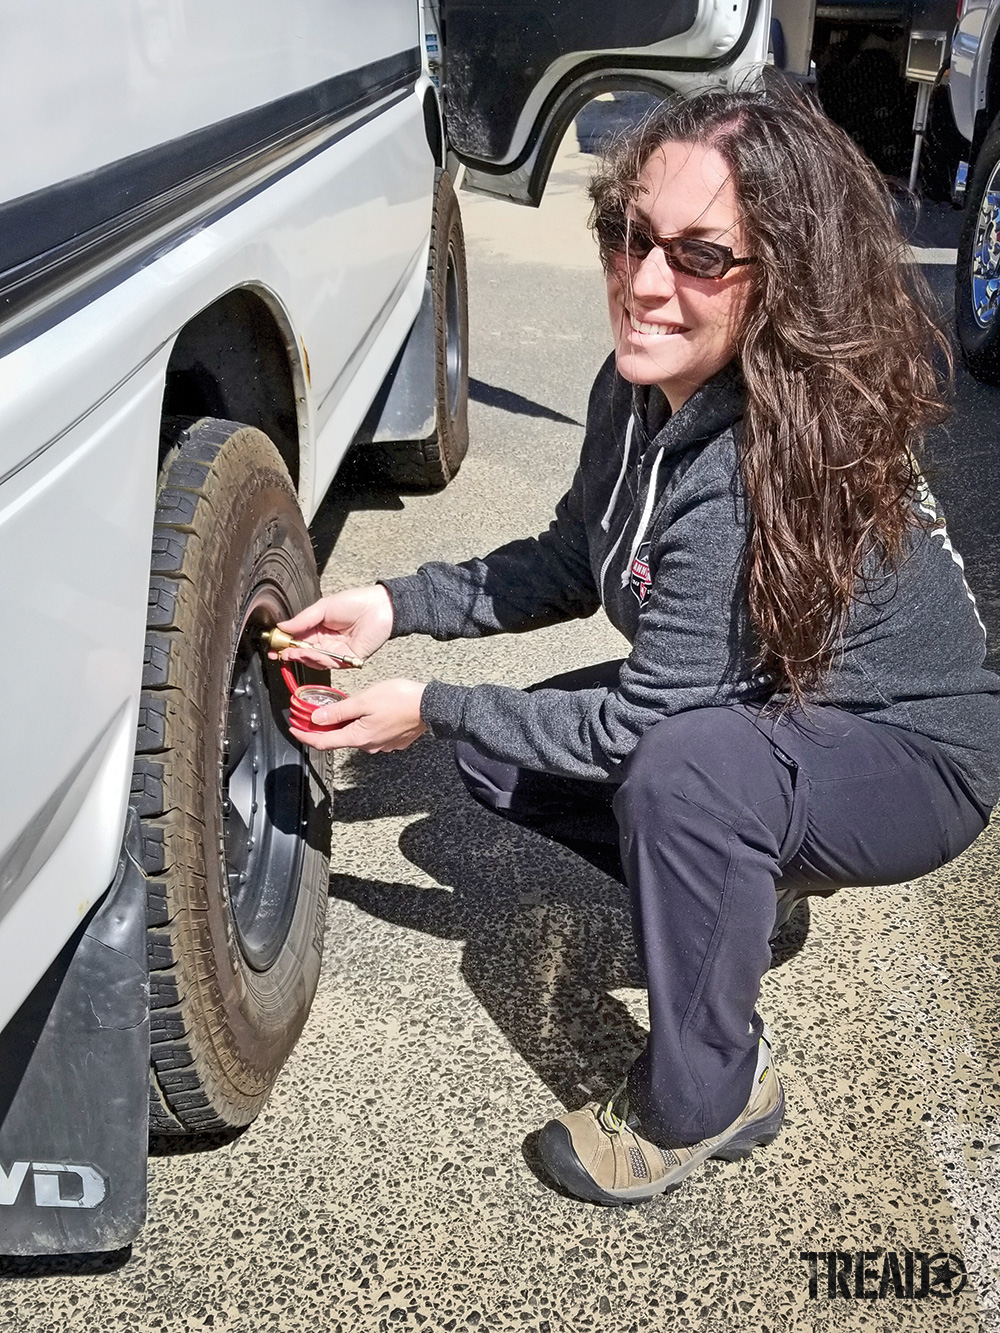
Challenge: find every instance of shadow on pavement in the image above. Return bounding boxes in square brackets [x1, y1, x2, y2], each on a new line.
[331, 740, 647, 1108]
[309, 448, 406, 572]
[0, 1246, 132, 1279]
[148, 1124, 248, 1158]
[330, 738, 812, 1110]
[470, 377, 582, 426]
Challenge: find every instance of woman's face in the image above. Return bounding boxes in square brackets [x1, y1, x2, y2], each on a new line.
[606, 139, 753, 412]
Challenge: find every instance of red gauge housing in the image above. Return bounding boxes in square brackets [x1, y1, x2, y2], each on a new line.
[280, 666, 348, 733]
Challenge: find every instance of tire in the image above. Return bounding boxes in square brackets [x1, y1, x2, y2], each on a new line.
[133, 418, 332, 1134]
[371, 170, 470, 488]
[956, 115, 1000, 385]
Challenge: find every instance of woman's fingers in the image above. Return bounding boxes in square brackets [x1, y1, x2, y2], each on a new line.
[290, 680, 426, 752]
[275, 586, 395, 667]
[290, 720, 366, 750]
[276, 600, 338, 638]
[288, 693, 364, 750]
[309, 693, 365, 727]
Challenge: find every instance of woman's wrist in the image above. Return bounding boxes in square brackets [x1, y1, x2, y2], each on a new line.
[418, 678, 469, 739]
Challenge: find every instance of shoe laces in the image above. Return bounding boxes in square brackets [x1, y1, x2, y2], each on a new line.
[597, 1082, 631, 1135]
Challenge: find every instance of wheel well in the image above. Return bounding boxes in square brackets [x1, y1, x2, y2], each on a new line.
[423, 86, 444, 167]
[161, 289, 302, 486]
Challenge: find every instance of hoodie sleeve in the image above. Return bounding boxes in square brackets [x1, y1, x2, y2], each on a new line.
[417, 442, 765, 780]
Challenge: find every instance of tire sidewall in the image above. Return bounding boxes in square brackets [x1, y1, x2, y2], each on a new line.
[432, 171, 470, 479]
[199, 489, 328, 1072]
[147, 423, 330, 1126]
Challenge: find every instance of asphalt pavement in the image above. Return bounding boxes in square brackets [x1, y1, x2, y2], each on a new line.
[5, 135, 1000, 1333]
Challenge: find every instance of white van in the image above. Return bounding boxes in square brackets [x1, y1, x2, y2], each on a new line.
[0, 0, 770, 1254]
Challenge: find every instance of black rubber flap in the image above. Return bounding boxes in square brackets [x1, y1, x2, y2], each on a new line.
[0, 809, 150, 1255]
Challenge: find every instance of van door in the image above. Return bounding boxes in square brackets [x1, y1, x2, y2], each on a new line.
[438, 0, 771, 204]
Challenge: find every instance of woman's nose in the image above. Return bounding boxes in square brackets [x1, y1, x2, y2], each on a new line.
[629, 246, 677, 301]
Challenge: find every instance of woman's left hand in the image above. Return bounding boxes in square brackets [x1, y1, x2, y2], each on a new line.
[290, 678, 428, 752]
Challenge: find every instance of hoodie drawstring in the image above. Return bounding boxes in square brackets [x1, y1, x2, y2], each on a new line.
[600, 415, 634, 533]
[621, 445, 664, 588]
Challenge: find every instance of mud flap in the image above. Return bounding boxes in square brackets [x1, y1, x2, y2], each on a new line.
[0, 808, 149, 1255]
[352, 277, 437, 444]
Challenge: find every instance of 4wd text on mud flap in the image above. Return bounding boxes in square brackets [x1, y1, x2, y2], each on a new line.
[0, 1161, 107, 1209]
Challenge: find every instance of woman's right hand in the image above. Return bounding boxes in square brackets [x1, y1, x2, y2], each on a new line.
[274, 584, 394, 670]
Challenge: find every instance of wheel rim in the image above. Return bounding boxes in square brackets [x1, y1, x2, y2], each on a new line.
[222, 586, 310, 972]
[971, 161, 1000, 329]
[444, 240, 464, 419]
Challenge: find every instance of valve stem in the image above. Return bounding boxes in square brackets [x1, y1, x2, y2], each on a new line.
[260, 627, 363, 668]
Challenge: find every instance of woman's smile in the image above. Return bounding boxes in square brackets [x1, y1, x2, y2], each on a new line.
[626, 310, 688, 338]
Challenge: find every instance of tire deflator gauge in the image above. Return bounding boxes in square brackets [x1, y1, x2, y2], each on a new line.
[279, 665, 349, 734]
[261, 626, 363, 668]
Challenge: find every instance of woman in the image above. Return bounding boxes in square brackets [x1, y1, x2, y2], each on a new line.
[274, 87, 1000, 1206]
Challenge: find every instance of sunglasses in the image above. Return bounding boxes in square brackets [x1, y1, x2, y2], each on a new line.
[595, 213, 757, 281]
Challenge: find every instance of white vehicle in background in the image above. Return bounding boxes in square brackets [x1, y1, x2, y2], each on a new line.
[0, 0, 770, 1255]
[951, 0, 1000, 382]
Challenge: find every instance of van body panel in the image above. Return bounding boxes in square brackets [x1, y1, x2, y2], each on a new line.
[952, 0, 1000, 142]
[1, 0, 420, 203]
[0, 3, 433, 1024]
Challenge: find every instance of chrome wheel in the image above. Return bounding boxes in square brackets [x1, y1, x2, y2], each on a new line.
[971, 161, 1000, 329]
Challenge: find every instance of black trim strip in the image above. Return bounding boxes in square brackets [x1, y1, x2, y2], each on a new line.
[0, 49, 420, 356]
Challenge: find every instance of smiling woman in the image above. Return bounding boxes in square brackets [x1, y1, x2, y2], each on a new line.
[279, 84, 1000, 1208]
[588, 86, 955, 702]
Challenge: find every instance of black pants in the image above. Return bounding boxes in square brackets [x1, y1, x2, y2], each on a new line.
[454, 661, 990, 1147]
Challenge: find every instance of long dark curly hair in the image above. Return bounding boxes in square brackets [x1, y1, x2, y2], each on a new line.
[589, 83, 951, 703]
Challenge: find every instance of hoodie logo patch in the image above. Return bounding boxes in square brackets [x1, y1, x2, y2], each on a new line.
[629, 541, 652, 605]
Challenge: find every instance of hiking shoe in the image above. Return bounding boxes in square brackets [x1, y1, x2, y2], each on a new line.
[770, 886, 804, 943]
[536, 1030, 784, 1205]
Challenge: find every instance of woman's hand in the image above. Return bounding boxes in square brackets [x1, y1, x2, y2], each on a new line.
[275, 584, 394, 670]
[291, 679, 427, 752]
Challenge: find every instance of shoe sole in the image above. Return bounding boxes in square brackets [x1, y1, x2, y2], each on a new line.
[537, 1087, 785, 1206]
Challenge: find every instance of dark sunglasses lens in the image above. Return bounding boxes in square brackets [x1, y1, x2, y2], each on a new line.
[595, 217, 737, 277]
[597, 214, 652, 260]
[666, 238, 728, 278]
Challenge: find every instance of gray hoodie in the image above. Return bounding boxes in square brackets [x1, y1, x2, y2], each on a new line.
[384, 356, 1000, 806]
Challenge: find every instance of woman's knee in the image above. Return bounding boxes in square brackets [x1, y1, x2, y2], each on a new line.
[453, 740, 521, 815]
[615, 706, 782, 826]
